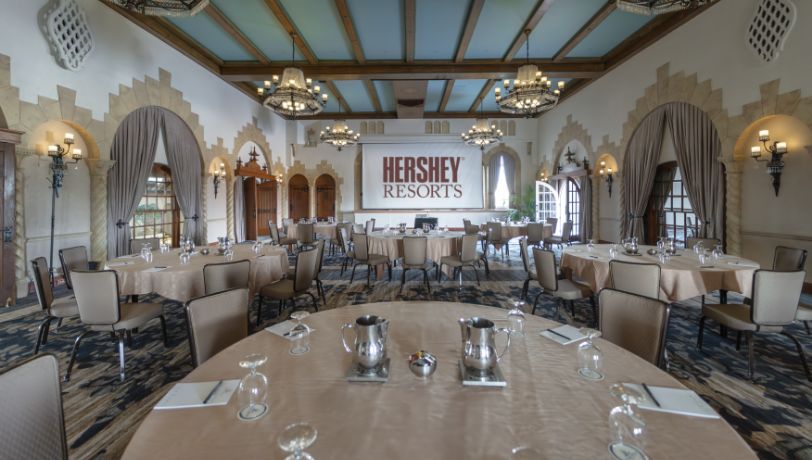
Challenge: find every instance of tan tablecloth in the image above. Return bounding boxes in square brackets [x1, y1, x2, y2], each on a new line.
[286, 223, 337, 241]
[480, 223, 553, 240]
[367, 231, 463, 264]
[560, 244, 760, 302]
[106, 245, 288, 302]
[122, 301, 754, 460]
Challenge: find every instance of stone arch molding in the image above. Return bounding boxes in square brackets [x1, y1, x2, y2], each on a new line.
[283, 160, 345, 220]
[232, 117, 273, 167]
[551, 114, 594, 168]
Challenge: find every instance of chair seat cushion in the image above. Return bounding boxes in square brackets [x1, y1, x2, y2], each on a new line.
[552, 279, 593, 300]
[91, 302, 162, 331]
[440, 255, 464, 267]
[260, 279, 295, 299]
[797, 303, 812, 321]
[50, 296, 78, 317]
[344, 251, 354, 258]
[365, 254, 389, 265]
[279, 237, 297, 245]
[702, 304, 782, 333]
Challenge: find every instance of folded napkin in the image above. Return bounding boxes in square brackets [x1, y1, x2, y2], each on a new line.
[143, 266, 168, 273]
[107, 261, 134, 268]
[155, 380, 240, 410]
[539, 325, 587, 345]
[727, 261, 759, 268]
[624, 384, 720, 419]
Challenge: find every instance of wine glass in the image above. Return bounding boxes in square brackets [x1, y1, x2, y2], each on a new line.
[507, 301, 526, 336]
[587, 239, 595, 251]
[224, 246, 234, 262]
[277, 422, 318, 460]
[609, 244, 618, 259]
[159, 241, 169, 253]
[253, 241, 263, 256]
[289, 311, 311, 355]
[608, 384, 648, 460]
[237, 354, 268, 421]
[179, 252, 190, 265]
[577, 329, 604, 380]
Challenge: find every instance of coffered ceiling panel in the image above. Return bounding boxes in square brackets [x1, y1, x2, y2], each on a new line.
[346, 0, 404, 60]
[166, 11, 255, 61]
[464, 0, 538, 60]
[333, 80, 376, 112]
[278, 0, 354, 60]
[423, 80, 447, 113]
[210, 0, 305, 61]
[445, 78, 488, 112]
[567, 9, 653, 58]
[414, 0, 468, 60]
[527, 0, 606, 59]
[373, 80, 396, 112]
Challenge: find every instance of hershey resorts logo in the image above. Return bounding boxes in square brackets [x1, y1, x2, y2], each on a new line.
[381, 156, 464, 199]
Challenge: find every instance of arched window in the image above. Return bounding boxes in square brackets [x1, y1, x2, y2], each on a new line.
[129, 164, 180, 246]
[566, 178, 581, 236]
[646, 162, 699, 246]
[488, 152, 516, 209]
[494, 156, 510, 209]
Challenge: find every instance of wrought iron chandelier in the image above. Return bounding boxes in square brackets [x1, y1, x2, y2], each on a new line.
[320, 114, 359, 152]
[106, 0, 208, 16]
[495, 30, 564, 118]
[461, 103, 503, 150]
[258, 33, 326, 118]
[616, 0, 715, 16]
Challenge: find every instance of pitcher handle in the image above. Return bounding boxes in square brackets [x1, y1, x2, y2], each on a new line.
[340, 322, 355, 353]
[495, 327, 511, 362]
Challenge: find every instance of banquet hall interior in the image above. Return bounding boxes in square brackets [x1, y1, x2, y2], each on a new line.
[0, 0, 810, 458]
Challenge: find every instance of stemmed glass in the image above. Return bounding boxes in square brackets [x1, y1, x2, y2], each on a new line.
[608, 384, 648, 460]
[609, 244, 618, 259]
[577, 329, 604, 380]
[277, 422, 318, 460]
[288, 311, 311, 355]
[587, 239, 595, 251]
[159, 241, 169, 253]
[252, 241, 263, 256]
[237, 353, 268, 421]
[507, 300, 526, 337]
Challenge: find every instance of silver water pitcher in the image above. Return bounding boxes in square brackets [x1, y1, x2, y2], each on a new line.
[459, 317, 511, 375]
[341, 315, 389, 372]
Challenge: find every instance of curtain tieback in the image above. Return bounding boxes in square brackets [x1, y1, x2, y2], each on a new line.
[115, 220, 127, 228]
[629, 213, 645, 220]
[186, 215, 199, 222]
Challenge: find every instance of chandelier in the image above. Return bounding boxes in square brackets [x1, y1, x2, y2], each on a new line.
[461, 103, 503, 150]
[616, 0, 715, 16]
[320, 119, 359, 151]
[495, 30, 564, 118]
[257, 33, 326, 118]
[106, 0, 209, 16]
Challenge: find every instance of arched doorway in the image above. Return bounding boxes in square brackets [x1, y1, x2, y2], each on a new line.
[0, 107, 19, 303]
[288, 174, 309, 221]
[315, 174, 336, 220]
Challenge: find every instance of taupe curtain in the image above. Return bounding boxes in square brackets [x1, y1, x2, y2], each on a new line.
[579, 175, 592, 241]
[234, 177, 245, 242]
[107, 107, 162, 257]
[488, 154, 501, 208]
[664, 103, 724, 241]
[621, 107, 667, 240]
[162, 112, 203, 245]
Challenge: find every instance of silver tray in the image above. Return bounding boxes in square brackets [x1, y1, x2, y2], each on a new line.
[459, 361, 506, 387]
[347, 358, 390, 383]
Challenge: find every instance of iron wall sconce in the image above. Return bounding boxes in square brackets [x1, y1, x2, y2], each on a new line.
[46, 132, 83, 284]
[211, 163, 226, 198]
[599, 161, 614, 197]
[750, 129, 787, 196]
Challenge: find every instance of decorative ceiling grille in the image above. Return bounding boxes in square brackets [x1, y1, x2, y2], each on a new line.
[747, 0, 796, 63]
[45, 0, 94, 71]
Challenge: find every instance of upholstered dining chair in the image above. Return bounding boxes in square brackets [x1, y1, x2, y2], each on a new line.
[545, 217, 558, 232]
[0, 354, 68, 460]
[289, 240, 326, 304]
[58, 245, 90, 290]
[543, 221, 573, 249]
[531, 247, 596, 324]
[66, 270, 168, 382]
[518, 237, 535, 300]
[438, 234, 481, 287]
[485, 222, 508, 259]
[257, 247, 319, 325]
[599, 288, 670, 367]
[185, 288, 249, 367]
[685, 237, 721, 250]
[353, 223, 365, 235]
[203, 259, 250, 295]
[31, 257, 79, 355]
[281, 218, 294, 237]
[348, 232, 392, 289]
[796, 303, 812, 334]
[129, 237, 161, 254]
[339, 227, 354, 276]
[399, 237, 434, 294]
[365, 219, 375, 235]
[698, 269, 810, 382]
[270, 221, 298, 252]
[526, 222, 546, 247]
[609, 260, 661, 299]
[297, 222, 316, 250]
[773, 246, 807, 271]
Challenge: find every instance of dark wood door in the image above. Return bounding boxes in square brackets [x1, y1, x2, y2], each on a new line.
[0, 132, 18, 305]
[243, 178, 258, 241]
[315, 174, 335, 220]
[256, 181, 277, 237]
[288, 174, 309, 221]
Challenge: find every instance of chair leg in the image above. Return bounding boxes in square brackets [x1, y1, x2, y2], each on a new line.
[65, 330, 93, 382]
[159, 314, 169, 347]
[349, 264, 357, 284]
[532, 292, 541, 315]
[399, 268, 408, 294]
[34, 316, 53, 355]
[471, 264, 480, 286]
[366, 264, 371, 289]
[437, 263, 443, 282]
[388, 262, 393, 282]
[126, 330, 133, 347]
[804, 320, 810, 335]
[697, 316, 707, 350]
[745, 331, 755, 381]
[256, 296, 264, 327]
[307, 292, 319, 311]
[589, 295, 598, 328]
[117, 331, 127, 382]
[422, 269, 431, 294]
[736, 331, 742, 350]
[781, 331, 812, 382]
[521, 279, 529, 300]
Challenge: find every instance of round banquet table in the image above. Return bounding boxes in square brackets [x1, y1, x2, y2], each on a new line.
[122, 301, 755, 459]
[560, 244, 760, 302]
[105, 244, 288, 303]
[367, 230, 464, 264]
[286, 223, 338, 241]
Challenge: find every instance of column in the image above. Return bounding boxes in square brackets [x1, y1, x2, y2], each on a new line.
[88, 159, 116, 262]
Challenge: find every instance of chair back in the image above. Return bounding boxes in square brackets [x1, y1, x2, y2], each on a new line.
[561, 221, 573, 241]
[403, 237, 428, 266]
[298, 223, 315, 244]
[0, 354, 67, 460]
[58, 246, 89, 290]
[70, 270, 121, 326]
[609, 260, 661, 299]
[185, 288, 249, 367]
[129, 237, 161, 254]
[526, 223, 545, 243]
[315, 239, 326, 275]
[365, 220, 375, 235]
[463, 220, 479, 235]
[339, 222, 353, 241]
[352, 233, 369, 260]
[598, 288, 670, 366]
[203, 260, 250, 295]
[353, 224, 365, 235]
[546, 217, 558, 230]
[282, 218, 293, 232]
[532, 247, 558, 292]
[685, 237, 721, 250]
[340, 228, 352, 254]
[31, 257, 54, 312]
[269, 221, 280, 243]
[486, 222, 503, 242]
[773, 246, 808, 271]
[751, 270, 805, 326]
[293, 247, 318, 292]
[460, 234, 478, 263]
[519, 238, 530, 273]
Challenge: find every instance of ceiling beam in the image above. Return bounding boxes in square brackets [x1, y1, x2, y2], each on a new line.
[204, 3, 269, 64]
[220, 60, 604, 81]
[300, 111, 525, 120]
[335, 0, 365, 64]
[553, 1, 616, 62]
[468, 80, 494, 113]
[404, 0, 416, 63]
[438, 80, 455, 112]
[364, 80, 382, 112]
[262, 0, 318, 64]
[324, 81, 352, 113]
[503, 0, 556, 61]
[454, 0, 485, 63]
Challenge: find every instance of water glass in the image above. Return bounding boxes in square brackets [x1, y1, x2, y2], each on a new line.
[253, 241, 263, 255]
[608, 384, 648, 460]
[609, 245, 618, 259]
[507, 301, 526, 336]
[224, 248, 234, 262]
[179, 252, 190, 265]
[289, 328, 310, 355]
[693, 242, 704, 255]
[657, 253, 669, 265]
[587, 239, 595, 251]
[237, 354, 269, 421]
[277, 422, 318, 460]
[698, 251, 707, 265]
[159, 242, 169, 253]
[577, 330, 604, 380]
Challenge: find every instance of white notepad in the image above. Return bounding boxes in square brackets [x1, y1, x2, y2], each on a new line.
[539, 325, 586, 345]
[727, 261, 759, 268]
[265, 321, 315, 340]
[155, 379, 240, 410]
[143, 266, 167, 273]
[625, 384, 720, 419]
[107, 261, 134, 268]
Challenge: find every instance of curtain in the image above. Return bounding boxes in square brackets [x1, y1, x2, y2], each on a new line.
[162, 112, 203, 245]
[651, 165, 677, 239]
[664, 103, 724, 241]
[620, 107, 667, 240]
[488, 154, 501, 208]
[233, 177, 245, 242]
[579, 175, 592, 241]
[502, 154, 516, 204]
[106, 107, 162, 257]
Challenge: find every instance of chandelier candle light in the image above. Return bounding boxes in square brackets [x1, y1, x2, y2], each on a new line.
[751, 129, 788, 196]
[462, 102, 503, 150]
[320, 120, 359, 151]
[47, 132, 83, 284]
[258, 33, 327, 118]
[616, 0, 715, 16]
[106, 0, 209, 16]
[495, 30, 563, 117]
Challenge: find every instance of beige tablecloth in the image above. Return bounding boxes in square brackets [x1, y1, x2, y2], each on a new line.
[560, 244, 760, 302]
[367, 231, 463, 264]
[106, 245, 288, 302]
[480, 223, 553, 240]
[122, 302, 754, 460]
[286, 223, 338, 241]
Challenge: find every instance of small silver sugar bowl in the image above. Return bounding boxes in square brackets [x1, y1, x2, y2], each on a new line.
[408, 350, 437, 378]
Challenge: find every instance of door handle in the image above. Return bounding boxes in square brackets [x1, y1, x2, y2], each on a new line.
[3, 226, 11, 243]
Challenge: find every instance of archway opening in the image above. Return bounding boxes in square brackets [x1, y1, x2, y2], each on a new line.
[315, 174, 336, 220]
[288, 174, 309, 221]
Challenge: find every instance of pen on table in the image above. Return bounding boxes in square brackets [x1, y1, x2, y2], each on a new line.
[546, 328, 572, 341]
[203, 380, 223, 404]
[641, 383, 661, 407]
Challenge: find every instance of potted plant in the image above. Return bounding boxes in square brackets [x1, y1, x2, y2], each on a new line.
[507, 185, 537, 222]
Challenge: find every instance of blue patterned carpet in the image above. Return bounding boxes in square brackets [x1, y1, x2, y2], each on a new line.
[1, 245, 810, 459]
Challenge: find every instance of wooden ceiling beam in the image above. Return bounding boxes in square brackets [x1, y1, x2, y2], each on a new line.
[553, 1, 616, 62]
[454, 0, 485, 63]
[468, 79, 495, 113]
[324, 81, 352, 113]
[262, 0, 318, 64]
[438, 80, 455, 112]
[503, 0, 556, 62]
[404, 0, 416, 63]
[335, 0, 365, 64]
[299, 111, 525, 120]
[364, 80, 382, 112]
[204, 3, 269, 64]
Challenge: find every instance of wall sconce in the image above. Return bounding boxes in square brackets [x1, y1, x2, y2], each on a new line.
[598, 161, 614, 197]
[751, 129, 788, 196]
[47, 132, 83, 284]
[211, 163, 226, 198]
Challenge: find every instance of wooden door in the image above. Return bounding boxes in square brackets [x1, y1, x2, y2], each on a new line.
[0, 128, 20, 305]
[315, 174, 335, 220]
[256, 180, 277, 237]
[243, 178, 258, 241]
[288, 174, 309, 221]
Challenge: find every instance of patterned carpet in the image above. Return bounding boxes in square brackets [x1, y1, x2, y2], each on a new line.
[1, 244, 810, 459]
